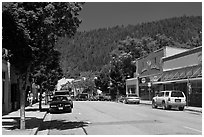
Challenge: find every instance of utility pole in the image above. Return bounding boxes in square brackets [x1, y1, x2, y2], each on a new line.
[148, 82, 151, 101]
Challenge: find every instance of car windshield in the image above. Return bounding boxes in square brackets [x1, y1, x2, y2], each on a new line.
[128, 94, 138, 97]
[55, 91, 69, 96]
[171, 91, 184, 97]
[52, 96, 68, 101]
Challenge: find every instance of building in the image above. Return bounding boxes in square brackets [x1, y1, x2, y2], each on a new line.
[2, 49, 20, 114]
[126, 46, 188, 100]
[153, 46, 202, 107]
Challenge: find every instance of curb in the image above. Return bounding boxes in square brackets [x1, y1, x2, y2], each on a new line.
[33, 111, 48, 135]
[140, 102, 202, 113]
[184, 108, 202, 113]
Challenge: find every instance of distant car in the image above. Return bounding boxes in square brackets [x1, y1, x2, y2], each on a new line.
[104, 95, 111, 101]
[49, 96, 73, 113]
[78, 93, 89, 101]
[152, 90, 186, 111]
[123, 94, 140, 104]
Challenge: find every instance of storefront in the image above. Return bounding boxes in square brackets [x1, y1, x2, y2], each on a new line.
[153, 46, 202, 107]
[126, 78, 138, 95]
[137, 46, 187, 100]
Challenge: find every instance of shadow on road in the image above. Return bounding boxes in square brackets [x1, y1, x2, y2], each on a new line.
[39, 120, 89, 131]
[153, 107, 183, 112]
[25, 108, 49, 112]
[2, 117, 43, 130]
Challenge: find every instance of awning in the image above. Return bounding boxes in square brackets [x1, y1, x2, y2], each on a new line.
[159, 65, 202, 84]
[153, 77, 202, 85]
[191, 66, 202, 78]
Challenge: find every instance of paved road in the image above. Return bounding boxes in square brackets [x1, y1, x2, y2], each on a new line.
[37, 101, 202, 135]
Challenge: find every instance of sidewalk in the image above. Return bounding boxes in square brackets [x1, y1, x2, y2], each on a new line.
[140, 100, 202, 113]
[2, 102, 49, 135]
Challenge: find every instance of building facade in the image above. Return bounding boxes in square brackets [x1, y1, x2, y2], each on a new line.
[126, 46, 188, 100]
[2, 59, 12, 114]
[153, 46, 202, 107]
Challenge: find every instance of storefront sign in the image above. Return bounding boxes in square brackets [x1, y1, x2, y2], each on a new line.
[141, 78, 146, 83]
[148, 82, 151, 87]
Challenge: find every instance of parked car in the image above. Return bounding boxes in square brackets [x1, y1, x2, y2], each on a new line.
[78, 93, 89, 101]
[104, 95, 111, 101]
[54, 90, 73, 108]
[123, 94, 140, 104]
[152, 90, 186, 111]
[97, 95, 105, 101]
[118, 95, 125, 103]
[49, 96, 73, 113]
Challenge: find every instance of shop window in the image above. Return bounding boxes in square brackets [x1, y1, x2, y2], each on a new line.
[2, 71, 6, 104]
[191, 81, 197, 88]
[197, 81, 202, 88]
[2, 71, 6, 79]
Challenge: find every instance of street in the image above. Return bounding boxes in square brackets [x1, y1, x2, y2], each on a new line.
[37, 101, 202, 135]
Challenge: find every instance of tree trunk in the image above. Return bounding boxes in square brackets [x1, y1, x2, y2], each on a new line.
[45, 90, 48, 105]
[19, 77, 25, 130]
[39, 86, 42, 111]
[19, 65, 31, 129]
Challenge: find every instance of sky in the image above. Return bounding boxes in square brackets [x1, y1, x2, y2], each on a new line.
[77, 2, 202, 32]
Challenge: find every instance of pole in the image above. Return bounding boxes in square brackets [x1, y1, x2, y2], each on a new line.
[148, 87, 151, 101]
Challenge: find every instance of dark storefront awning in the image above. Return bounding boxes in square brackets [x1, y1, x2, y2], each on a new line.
[191, 66, 202, 78]
[155, 65, 202, 85]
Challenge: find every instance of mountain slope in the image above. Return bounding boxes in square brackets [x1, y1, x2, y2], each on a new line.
[56, 15, 202, 78]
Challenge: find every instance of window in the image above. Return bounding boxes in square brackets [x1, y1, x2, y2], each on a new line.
[165, 92, 169, 97]
[2, 71, 6, 79]
[171, 91, 184, 97]
[2, 71, 6, 104]
[2, 81, 5, 104]
[158, 92, 164, 97]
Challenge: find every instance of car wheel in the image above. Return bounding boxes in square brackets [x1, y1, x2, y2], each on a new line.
[162, 101, 166, 110]
[162, 101, 167, 110]
[178, 107, 184, 111]
[68, 109, 72, 113]
[152, 100, 157, 108]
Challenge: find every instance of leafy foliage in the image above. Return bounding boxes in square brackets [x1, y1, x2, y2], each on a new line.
[2, 2, 83, 111]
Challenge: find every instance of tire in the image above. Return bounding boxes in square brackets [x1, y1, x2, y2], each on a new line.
[152, 100, 157, 108]
[162, 101, 167, 110]
[178, 107, 184, 111]
[68, 109, 72, 113]
[123, 100, 127, 104]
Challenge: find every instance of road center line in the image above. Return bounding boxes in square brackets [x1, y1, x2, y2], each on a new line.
[183, 126, 202, 133]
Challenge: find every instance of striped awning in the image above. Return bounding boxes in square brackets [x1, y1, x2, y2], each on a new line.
[160, 65, 201, 82]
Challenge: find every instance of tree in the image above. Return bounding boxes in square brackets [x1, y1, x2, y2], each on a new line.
[2, 2, 83, 129]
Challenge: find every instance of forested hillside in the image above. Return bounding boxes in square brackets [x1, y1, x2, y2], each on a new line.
[56, 16, 202, 78]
